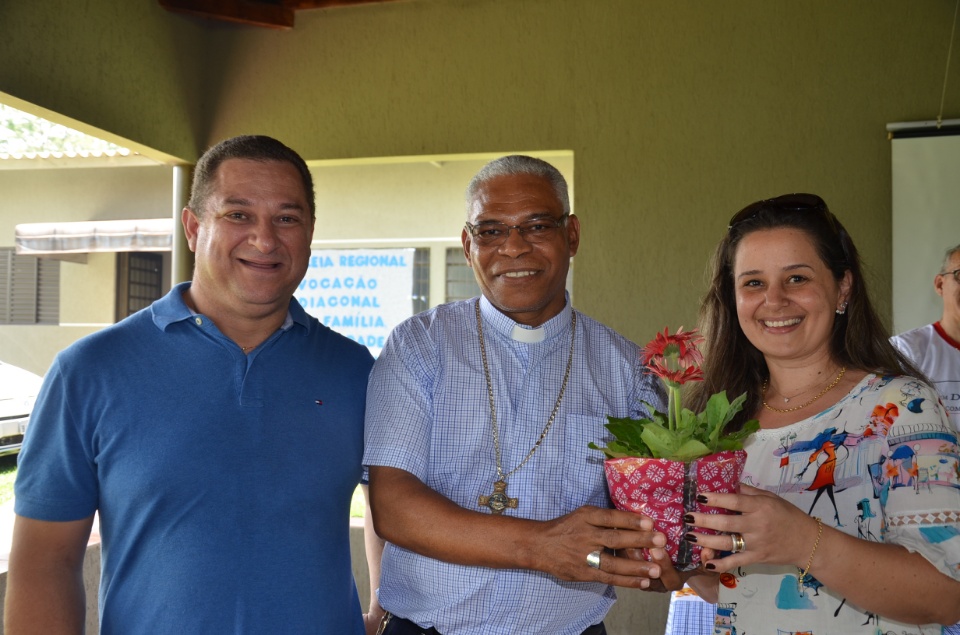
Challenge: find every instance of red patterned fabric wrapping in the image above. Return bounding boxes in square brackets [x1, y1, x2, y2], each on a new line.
[603, 450, 746, 570]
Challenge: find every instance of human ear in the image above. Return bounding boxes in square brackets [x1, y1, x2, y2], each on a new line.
[566, 214, 581, 257]
[181, 207, 200, 253]
[837, 269, 853, 309]
[461, 227, 473, 268]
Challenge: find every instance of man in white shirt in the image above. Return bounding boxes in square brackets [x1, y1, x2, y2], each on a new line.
[891, 243, 960, 432]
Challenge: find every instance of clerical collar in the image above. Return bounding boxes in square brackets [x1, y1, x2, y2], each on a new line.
[477, 295, 573, 344]
[511, 324, 546, 343]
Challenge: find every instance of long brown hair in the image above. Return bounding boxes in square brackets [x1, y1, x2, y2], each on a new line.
[687, 196, 928, 428]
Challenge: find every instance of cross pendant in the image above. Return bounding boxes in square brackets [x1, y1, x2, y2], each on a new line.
[478, 479, 518, 514]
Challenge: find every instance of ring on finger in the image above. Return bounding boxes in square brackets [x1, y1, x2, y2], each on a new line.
[730, 533, 746, 554]
[586, 549, 602, 569]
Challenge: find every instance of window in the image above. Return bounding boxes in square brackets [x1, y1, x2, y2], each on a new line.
[445, 247, 480, 302]
[116, 252, 163, 320]
[0, 248, 60, 325]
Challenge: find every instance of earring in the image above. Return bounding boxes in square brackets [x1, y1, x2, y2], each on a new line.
[836, 302, 848, 315]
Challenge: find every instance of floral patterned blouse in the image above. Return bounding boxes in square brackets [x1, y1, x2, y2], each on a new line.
[716, 374, 960, 635]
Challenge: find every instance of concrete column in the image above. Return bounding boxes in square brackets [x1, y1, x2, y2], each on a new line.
[171, 165, 193, 285]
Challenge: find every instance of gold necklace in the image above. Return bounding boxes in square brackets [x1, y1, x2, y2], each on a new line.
[475, 300, 575, 514]
[762, 366, 846, 414]
[774, 373, 837, 403]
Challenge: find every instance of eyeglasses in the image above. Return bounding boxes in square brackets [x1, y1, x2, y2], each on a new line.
[728, 193, 828, 230]
[465, 214, 569, 247]
[939, 268, 960, 283]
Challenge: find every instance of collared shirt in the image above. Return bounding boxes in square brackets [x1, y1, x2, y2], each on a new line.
[364, 296, 665, 635]
[16, 282, 373, 634]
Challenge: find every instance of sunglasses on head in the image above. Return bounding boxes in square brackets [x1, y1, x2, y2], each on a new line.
[727, 193, 828, 230]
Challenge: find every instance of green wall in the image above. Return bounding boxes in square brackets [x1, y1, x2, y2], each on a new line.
[2, 0, 959, 343]
[0, 0, 205, 161]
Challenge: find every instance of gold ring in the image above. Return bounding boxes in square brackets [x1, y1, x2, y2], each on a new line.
[731, 533, 746, 554]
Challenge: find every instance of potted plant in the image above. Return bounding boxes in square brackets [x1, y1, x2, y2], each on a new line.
[589, 328, 759, 570]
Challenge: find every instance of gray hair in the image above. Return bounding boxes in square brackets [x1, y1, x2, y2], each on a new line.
[465, 155, 570, 216]
[941, 243, 960, 272]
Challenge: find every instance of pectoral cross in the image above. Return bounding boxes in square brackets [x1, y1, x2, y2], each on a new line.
[478, 479, 518, 514]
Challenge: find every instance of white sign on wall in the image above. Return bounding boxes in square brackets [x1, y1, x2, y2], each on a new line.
[891, 133, 960, 334]
[295, 248, 415, 355]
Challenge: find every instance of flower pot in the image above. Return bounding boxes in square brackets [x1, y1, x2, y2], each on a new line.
[603, 449, 746, 571]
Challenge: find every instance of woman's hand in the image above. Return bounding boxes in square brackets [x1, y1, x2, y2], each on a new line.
[684, 484, 821, 573]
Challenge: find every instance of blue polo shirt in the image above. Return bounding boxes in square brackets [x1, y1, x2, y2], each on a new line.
[16, 282, 373, 634]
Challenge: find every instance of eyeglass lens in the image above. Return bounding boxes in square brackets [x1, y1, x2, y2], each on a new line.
[467, 215, 568, 246]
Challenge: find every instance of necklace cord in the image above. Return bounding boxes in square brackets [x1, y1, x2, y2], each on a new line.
[762, 367, 847, 414]
[475, 300, 576, 481]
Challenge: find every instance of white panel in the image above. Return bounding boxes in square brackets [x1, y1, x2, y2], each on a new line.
[891, 134, 960, 334]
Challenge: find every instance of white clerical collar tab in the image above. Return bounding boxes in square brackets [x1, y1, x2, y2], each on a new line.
[511, 324, 546, 343]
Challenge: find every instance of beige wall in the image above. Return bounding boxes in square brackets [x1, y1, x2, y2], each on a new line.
[4, 1, 957, 343]
[0, 167, 174, 374]
[0, 167, 175, 247]
[311, 153, 573, 242]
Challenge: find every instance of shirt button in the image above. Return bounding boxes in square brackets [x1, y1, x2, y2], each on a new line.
[194, 317, 203, 326]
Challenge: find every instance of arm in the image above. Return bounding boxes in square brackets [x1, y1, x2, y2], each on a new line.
[682, 572, 720, 604]
[360, 485, 386, 635]
[369, 465, 670, 589]
[4, 514, 95, 634]
[691, 485, 960, 625]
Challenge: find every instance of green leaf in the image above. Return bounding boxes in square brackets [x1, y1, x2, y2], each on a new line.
[716, 419, 760, 451]
[604, 417, 648, 449]
[670, 439, 713, 462]
[639, 422, 682, 459]
[590, 389, 758, 462]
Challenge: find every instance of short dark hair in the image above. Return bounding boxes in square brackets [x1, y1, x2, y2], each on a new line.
[188, 135, 315, 219]
[465, 155, 570, 216]
[688, 195, 927, 427]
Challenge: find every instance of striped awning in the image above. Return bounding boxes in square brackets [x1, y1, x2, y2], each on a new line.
[15, 218, 173, 255]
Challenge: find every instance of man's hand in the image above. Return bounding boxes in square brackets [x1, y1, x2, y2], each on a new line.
[363, 610, 386, 635]
[530, 505, 670, 589]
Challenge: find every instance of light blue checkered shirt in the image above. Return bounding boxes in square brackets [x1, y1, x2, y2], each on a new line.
[363, 296, 665, 634]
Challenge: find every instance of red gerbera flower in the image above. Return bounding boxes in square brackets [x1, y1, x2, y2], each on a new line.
[647, 359, 704, 385]
[642, 327, 704, 386]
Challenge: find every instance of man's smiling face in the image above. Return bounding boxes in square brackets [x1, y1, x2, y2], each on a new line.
[461, 172, 579, 327]
[183, 158, 315, 322]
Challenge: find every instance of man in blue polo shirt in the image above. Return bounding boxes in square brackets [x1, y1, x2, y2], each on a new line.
[5, 136, 375, 634]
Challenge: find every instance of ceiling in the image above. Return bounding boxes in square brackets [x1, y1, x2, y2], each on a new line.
[158, 0, 405, 29]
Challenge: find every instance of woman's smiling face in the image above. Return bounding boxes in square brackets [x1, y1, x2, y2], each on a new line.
[733, 227, 851, 366]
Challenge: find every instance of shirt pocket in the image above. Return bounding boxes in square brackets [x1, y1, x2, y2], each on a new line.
[560, 413, 614, 510]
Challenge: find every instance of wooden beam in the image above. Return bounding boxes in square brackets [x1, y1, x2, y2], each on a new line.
[282, 0, 405, 10]
[159, 0, 295, 30]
